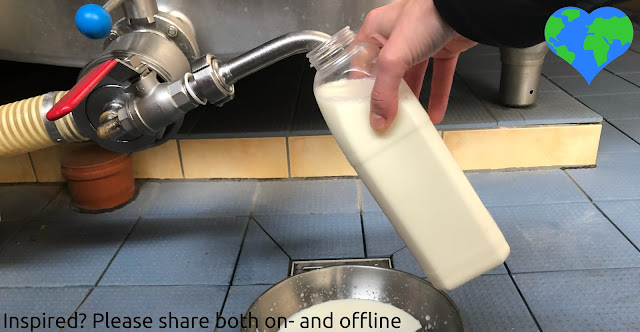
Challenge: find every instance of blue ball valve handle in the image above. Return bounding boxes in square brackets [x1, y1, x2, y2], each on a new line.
[76, 4, 113, 39]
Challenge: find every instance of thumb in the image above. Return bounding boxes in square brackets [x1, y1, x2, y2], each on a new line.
[370, 46, 409, 131]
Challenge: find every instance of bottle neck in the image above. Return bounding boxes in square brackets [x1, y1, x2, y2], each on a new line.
[307, 27, 356, 72]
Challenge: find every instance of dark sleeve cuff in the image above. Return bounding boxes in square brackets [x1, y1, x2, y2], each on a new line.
[433, 0, 600, 48]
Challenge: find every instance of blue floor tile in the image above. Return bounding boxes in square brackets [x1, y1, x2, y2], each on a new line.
[446, 275, 538, 332]
[46, 182, 158, 221]
[219, 285, 272, 332]
[100, 217, 247, 286]
[550, 71, 639, 97]
[567, 152, 640, 201]
[393, 247, 507, 278]
[599, 122, 640, 154]
[254, 180, 359, 215]
[77, 285, 227, 331]
[359, 180, 381, 212]
[466, 170, 588, 207]
[596, 200, 640, 249]
[0, 215, 137, 287]
[577, 93, 640, 120]
[489, 203, 640, 273]
[0, 185, 60, 222]
[254, 213, 364, 260]
[362, 212, 405, 257]
[392, 247, 425, 278]
[515, 268, 640, 332]
[517, 91, 602, 125]
[233, 220, 289, 286]
[434, 94, 498, 130]
[143, 181, 256, 218]
[609, 119, 640, 143]
[0, 287, 90, 332]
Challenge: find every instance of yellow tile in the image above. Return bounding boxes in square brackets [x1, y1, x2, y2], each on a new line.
[132, 140, 183, 179]
[31, 142, 94, 182]
[0, 154, 36, 183]
[288, 135, 357, 177]
[180, 138, 288, 179]
[443, 124, 601, 170]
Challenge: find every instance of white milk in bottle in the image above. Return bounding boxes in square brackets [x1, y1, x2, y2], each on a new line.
[307, 27, 509, 290]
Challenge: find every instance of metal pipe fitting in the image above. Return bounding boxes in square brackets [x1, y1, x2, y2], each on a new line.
[218, 30, 331, 86]
[499, 42, 550, 107]
[123, 0, 159, 24]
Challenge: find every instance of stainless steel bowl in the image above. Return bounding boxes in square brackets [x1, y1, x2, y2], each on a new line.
[243, 266, 464, 331]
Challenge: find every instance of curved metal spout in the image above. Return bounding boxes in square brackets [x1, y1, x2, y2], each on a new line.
[218, 30, 331, 85]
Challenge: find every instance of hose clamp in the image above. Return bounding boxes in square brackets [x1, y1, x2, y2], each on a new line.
[42, 92, 66, 143]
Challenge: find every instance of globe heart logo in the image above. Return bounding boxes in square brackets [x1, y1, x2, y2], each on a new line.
[545, 7, 634, 84]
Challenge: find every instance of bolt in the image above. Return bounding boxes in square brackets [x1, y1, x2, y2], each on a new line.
[108, 31, 119, 41]
[167, 26, 178, 38]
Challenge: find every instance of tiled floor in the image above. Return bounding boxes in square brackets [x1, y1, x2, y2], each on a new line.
[2, 40, 640, 332]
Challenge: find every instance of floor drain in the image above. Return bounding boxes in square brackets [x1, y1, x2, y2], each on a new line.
[290, 258, 393, 276]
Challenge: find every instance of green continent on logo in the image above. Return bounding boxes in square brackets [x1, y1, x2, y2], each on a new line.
[562, 9, 581, 22]
[545, 16, 576, 64]
[584, 16, 634, 66]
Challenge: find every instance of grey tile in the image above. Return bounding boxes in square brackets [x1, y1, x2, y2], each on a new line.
[620, 72, 640, 86]
[606, 51, 640, 74]
[446, 275, 538, 332]
[551, 71, 639, 97]
[538, 76, 562, 92]
[599, 122, 640, 153]
[144, 181, 256, 218]
[359, 180, 381, 212]
[46, 182, 158, 221]
[542, 57, 581, 77]
[466, 170, 588, 207]
[254, 180, 359, 215]
[100, 217, 247, 286]
[567, 152, 640, 201]
[609, 119, 640, 143]
[466, 44, 500, 56]
[78, 285, 227, 331]
[578, 93, 640, 120]
[456, 53, 501, 74]
[0, 220, 24, 248]
[489, 203, 640, 273]
[515, 269, 640, 332]
[393, 247, 507, 278]
[632, 38, 640, 53]
[0, 185, 60, 221]
[219, 285, 272, 332]
[596, 200, 640, 249]
[233, 220, 289, 285]
[0, 287, 90, 332]
[517, 91, 602, 125]
[255, 213, 364, 260]
[433, 94, 498, 130]
[362, 212, 405, 257]
[0, 215, 137, 287]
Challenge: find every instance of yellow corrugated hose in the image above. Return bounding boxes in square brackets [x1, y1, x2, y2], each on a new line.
[0, 91, 87, 156]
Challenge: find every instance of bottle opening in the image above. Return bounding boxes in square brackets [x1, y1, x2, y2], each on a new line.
[307, 26, 356, 71]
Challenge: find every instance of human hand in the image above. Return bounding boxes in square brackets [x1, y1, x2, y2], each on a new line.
[355, 0, 477, 130]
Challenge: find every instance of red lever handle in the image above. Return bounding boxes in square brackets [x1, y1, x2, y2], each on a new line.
[46, 59, 118, 121]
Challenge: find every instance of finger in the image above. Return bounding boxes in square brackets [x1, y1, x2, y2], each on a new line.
[355, 1, 406, 45]
[370, 41, 410, 131]
[427, 56, 458, 124]
[403, 59, 430, 97]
